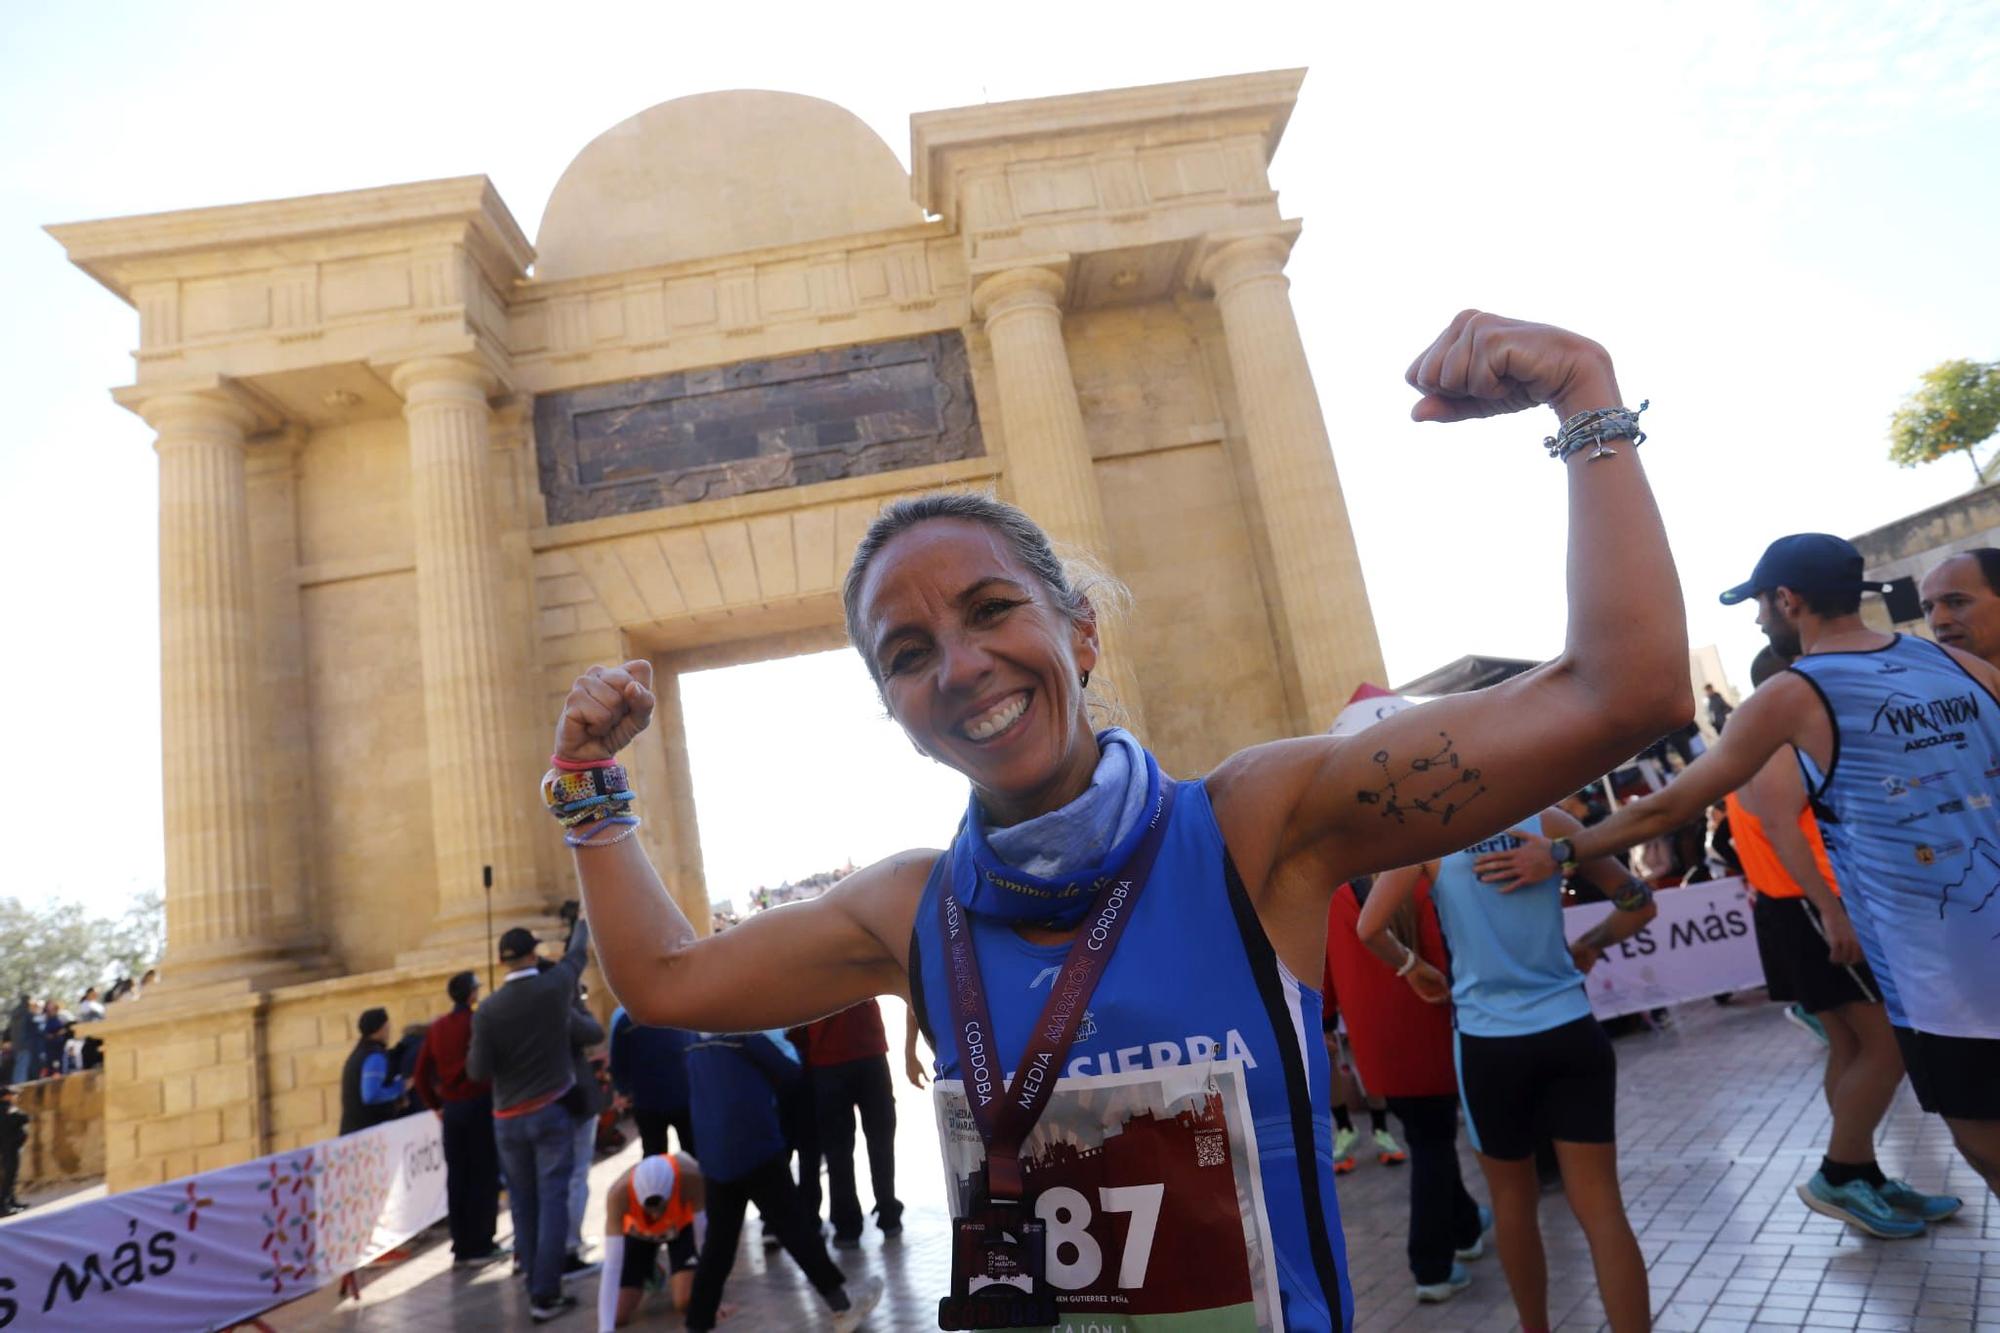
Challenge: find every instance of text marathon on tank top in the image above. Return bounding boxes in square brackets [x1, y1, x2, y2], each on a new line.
[912, 773, 1354, 1333]
[1428, 820, 1591, 1038]
[1788, 635, 2000, 1040]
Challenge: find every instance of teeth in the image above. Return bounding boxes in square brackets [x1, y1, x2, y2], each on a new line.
[964, 693, 1028, 740]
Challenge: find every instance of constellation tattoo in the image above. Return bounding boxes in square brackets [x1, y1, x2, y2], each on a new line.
[1354, 731, 1488, 826]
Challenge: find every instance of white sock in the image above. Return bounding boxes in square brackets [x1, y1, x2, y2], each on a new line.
[597, 1234, 625, 1332]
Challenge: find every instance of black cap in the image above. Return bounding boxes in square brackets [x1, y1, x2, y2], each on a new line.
[1719, 533, 1889, 606]
[497, 927, 539, 963]
[357, 1007, 390, 1037]
[446, 970, 479, 1005]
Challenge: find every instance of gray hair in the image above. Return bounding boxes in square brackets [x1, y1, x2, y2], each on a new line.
[841, 491, 1130, 696]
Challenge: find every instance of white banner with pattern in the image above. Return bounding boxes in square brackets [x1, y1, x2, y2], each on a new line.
[0, 1111, 446, 1331]
[1564, 878, 1767, 1019]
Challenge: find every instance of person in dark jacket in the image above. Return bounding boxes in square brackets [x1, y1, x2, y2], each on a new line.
[0, 1085, 28, 1215]
[466, 919, 595, 1322]
[338, 1008, 405, 1134]
[681, 1030, 881, 1333]
[7, 996, 41, 1086]
[608, 1007, 694, 1158]
[412, 971, 507, 1267]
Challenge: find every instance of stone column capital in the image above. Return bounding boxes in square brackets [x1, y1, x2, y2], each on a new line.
[389, 356, 498, 407]
[139, 390, 259, 439]
[971, 263, 1069, 324]
[1194, 224, 1302, 299]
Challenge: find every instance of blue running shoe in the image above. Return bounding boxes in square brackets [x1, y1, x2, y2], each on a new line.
[1415, 1262, 1471, 1303]
[1796, 1173, 1924, 1239]
[1783, 1004, 1829, 1046]
[1455, 1204, 1493, 1261]
[1878, 1178, 1962, 1222]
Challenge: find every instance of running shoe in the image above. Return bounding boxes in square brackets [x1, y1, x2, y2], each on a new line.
[1333, 1126, 1357, 1174]
[1414, 1262, 1471, 1303]
[1454, 1204, 1494, 1262]
[529, 1293, 578, 1322]
[830, 1274, 886, 1332]
[1373, 1127, 1408, 1165]
[1795, 1173, 1924, 1239]
[1783, 1003, 1830, 1046]
[1878, 1178, 1963, 1222]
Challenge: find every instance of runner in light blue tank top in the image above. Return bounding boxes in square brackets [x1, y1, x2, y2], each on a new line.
[1788, 635, 2000, 1040]
[1427, 819, 1592, 1037]
[1468, 533, 2000, 1202]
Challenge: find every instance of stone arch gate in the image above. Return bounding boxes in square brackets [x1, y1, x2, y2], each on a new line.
[51, 70, 1383, 1188]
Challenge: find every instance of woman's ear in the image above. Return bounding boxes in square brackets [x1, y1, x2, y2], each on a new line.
[1071, 595, 1102, 682]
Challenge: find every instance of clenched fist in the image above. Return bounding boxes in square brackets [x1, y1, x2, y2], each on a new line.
[1406, 310, 1618, 424]
[555, 660, 657, 763]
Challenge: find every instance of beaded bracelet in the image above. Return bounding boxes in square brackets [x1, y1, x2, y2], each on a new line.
[542, 765, 635, 827]
[1544, 399, 1649, 463]
[566, 814, 642, 849]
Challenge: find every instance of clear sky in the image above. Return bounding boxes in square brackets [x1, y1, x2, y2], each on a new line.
[1, 1, 1995, 916]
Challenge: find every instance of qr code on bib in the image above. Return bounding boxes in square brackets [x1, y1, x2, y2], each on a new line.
[1195, 1131, 1226, 1167]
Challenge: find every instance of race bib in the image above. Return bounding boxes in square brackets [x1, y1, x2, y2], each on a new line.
[932, 1060, 1281, 1331]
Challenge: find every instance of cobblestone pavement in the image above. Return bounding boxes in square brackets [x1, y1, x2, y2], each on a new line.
[315, 997, 1996, 1331]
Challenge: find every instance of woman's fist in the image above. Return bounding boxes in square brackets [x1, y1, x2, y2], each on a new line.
[555, 660, 656, 763]
[1406, 310, 1618, 424]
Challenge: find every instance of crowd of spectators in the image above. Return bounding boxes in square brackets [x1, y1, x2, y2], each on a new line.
[1, 968, 157, 1086]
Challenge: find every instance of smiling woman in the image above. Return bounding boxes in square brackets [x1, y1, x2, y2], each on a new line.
[550, 310, 1691, 1332]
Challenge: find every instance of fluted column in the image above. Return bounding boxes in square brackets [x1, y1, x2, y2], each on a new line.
[972, 266, 1146, 732]
[1200, 232, 1385, 732]
[392, 358, 537, 939]
[146, 391, 284, 983]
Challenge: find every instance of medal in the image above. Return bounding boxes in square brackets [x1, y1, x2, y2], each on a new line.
[935, 772, 1177, 1330]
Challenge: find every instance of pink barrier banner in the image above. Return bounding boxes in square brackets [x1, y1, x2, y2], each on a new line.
[0, 1111, 445, 1331]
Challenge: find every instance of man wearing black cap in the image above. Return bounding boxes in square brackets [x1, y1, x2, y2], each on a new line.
[413, 970, 507, 1267]
[1477, 532, 2000, 1209]
[467, 917, 596, 1322]
[339, 1007, 405, 1135]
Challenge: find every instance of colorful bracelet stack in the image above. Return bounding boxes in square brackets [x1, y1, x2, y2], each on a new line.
[542, 754, 641, 848]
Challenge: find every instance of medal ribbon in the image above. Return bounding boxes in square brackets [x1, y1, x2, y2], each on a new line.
[939, 777, 1178, 1201]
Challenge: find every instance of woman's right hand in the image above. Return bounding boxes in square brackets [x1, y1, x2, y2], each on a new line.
[555, 660, 657, 763]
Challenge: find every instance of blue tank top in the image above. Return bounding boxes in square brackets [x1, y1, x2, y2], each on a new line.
[1788, 635, 2000, 1039]
[1429, 818, 1592, 1038]
[911, 776, 1352, 1332]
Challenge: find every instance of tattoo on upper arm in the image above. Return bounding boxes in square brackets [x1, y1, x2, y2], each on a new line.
[1356, 732, 1488, 826]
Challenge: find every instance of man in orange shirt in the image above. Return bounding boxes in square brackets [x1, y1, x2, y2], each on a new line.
[1712, 648, 1958, 1236]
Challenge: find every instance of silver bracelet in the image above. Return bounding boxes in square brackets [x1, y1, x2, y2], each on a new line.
[1395, 942, 1419, 977]
[1545, 399, 1648, 463]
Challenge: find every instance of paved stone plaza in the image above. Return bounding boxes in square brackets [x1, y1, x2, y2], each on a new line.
[318, 997, 1996, 1331]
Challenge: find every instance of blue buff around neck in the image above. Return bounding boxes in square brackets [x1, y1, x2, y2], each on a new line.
[958, 728, 1157, 927]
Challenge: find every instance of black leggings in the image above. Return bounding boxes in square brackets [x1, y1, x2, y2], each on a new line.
[1386, 1095, 1485, 1285]
[683, 1152, 846, 1331]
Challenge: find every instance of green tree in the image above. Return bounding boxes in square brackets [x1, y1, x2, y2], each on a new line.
[1888, 358, 2000, 484]
[0, 889, 163, 1003]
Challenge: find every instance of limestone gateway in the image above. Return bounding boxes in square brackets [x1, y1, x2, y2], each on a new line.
[50, 71, 1382, 1190]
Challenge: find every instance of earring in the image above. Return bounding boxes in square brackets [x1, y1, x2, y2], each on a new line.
[1079, 669, 1091, 689]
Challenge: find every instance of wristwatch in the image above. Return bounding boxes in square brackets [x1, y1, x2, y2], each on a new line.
[1549, 837, 1579, 873]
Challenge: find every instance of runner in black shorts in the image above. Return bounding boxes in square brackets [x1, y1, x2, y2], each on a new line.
[1362, 806, 1658, 1333]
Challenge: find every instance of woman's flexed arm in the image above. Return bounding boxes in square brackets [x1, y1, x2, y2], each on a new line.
[1215, 311, 1692, 899]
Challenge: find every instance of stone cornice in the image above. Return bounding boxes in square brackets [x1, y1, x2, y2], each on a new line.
[911, 68, 1306, 222]
[47, 175, 533, 303]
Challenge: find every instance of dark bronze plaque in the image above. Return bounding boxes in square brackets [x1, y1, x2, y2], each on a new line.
[533, 332, 984, 523]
